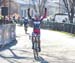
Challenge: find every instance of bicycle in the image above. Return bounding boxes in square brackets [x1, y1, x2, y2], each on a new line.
[32, 33, 40, 60]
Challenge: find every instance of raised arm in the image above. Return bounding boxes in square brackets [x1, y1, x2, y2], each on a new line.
[40, 8, 47, 21]
[28, 8, 35, 21]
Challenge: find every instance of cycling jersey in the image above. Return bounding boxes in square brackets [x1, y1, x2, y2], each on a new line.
[33, 21, 40, 29]
[23, 19, 28, 28]
[33, 21, 40, 34]
[24, 19, 28, 25]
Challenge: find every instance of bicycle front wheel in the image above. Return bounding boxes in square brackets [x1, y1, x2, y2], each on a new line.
[33, 42, 38, 60]
[33, 49, 38, 60]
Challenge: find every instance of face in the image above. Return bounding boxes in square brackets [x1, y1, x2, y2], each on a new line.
[35, 15, 40, 20]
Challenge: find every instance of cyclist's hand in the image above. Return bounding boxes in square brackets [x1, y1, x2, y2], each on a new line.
[28, 8, 30, 11]
[45, 8, 47, 11]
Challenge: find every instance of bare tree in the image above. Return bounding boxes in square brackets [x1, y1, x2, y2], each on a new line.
[63, 0, 75, 23]
[31, 0, 47, 17]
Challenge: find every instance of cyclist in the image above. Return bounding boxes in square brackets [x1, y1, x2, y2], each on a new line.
[24, 17, 29, 33]
[28, 8, 47, 52]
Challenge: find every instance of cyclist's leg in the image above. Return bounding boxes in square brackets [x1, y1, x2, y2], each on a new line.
[32, 36, 34, 49]
[26, 24, 28, 29]
[38, 34, 41, 52]
[24, 24, 27, 32]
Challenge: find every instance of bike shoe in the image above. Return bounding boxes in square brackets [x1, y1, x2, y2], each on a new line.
[38, 47, 41, 52]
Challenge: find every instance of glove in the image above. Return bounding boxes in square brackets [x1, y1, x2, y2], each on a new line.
[45, 8, 47, 12]
[28, 8, 30, 11]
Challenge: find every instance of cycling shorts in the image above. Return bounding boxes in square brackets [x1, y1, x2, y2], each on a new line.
[33, 29, 40, 35]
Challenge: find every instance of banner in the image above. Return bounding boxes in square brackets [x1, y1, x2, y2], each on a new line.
[0, 24, 16, 46]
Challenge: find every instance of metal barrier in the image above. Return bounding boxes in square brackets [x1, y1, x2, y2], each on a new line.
[0, 24, 16, 46]
[41, 21, 75, 34]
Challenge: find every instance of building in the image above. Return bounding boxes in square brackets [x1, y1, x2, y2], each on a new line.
[0, 0, 20, 18]
[15, 0, 36, 18]
[18, 4, 33, 18]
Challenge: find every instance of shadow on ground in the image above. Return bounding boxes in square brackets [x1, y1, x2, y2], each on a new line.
[0, 48, 33, 63]
[36, 56, 49, 63]
[0, 40, 17, 51]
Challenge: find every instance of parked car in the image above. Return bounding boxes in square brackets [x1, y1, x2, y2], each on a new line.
[52, 13, 69, 23]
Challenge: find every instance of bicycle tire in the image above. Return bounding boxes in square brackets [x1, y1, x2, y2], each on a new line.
[33, 42, 38, 60]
